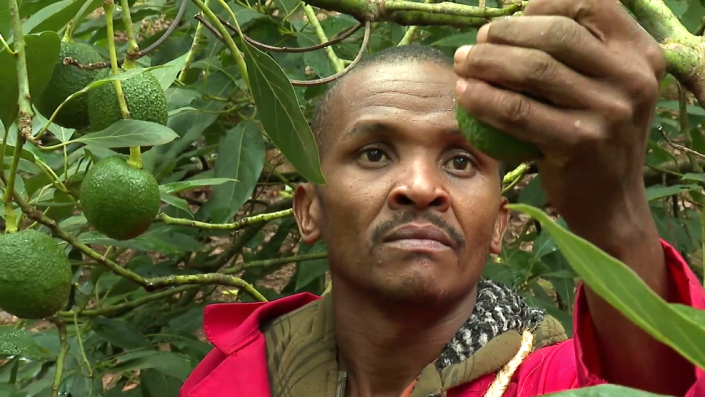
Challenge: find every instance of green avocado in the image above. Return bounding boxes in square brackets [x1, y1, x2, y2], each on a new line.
[80, 156, 161, 240]
[87, 68, 168, 131]
[456, 106, 542, 163]
[35, 41, 104, 130]
[0, 229, 72, 319]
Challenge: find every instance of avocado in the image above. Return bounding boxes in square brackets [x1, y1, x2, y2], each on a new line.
[35, 41, 104, 130]
[80, 156, 161, 240]
[0, 229, 72, 319]
[87, 68, 168, 131]
[456, 106, 542, 163]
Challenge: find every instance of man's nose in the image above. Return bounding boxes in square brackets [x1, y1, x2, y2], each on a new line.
[387, 163, 450, 212]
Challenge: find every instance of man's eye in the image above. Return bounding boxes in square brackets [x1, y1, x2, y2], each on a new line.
[444, 155, 474, 173]
[359, 149, 389, 163]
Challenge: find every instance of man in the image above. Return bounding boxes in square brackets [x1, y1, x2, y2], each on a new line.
[180, 0, 705, 396]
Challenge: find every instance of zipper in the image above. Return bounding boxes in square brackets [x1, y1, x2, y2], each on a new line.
[336, 371, 348, 397]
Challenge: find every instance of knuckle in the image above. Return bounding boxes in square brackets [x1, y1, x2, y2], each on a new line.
[525, 53, 558, 84]
[546, 18, 581, 49]
[603, 98, 634, 125]
[626, 69, 660, 102]
[571, 118, 603, 149]
[500, 95, 532, 125]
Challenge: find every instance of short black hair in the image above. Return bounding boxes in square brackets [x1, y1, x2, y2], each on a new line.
[310, 44, 506, 182]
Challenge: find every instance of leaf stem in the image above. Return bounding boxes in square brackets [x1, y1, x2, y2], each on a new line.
[0, 34, 15, 54]
[193, 0, 250, 90]
[5, 0, 32, 233]
[678, 84, 704, 173]
[120, 0, 140, 66]
[179, 0, 210, 83]
[50, 318, 70, 397]
[302, 4, 345, 73]
[156, 208, 293, 230]
[105, 0, 131, 120]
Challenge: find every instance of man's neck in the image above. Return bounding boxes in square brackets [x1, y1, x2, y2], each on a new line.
[332, 281, 478, 397]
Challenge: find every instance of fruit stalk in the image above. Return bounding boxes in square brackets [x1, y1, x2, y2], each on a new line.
[104, 0, 131, 121]
[302, 4, 345, 73]
[192, 0, 250, 89]
[119, 0, 140, 68]
[49, 318, 70, 397]
[4, 0, 32, 233]
[106, 0, 142, 166]
[178, 0, 210, 83]
[155, 208, 293, 230]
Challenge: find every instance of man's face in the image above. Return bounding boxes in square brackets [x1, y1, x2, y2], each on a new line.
[294, 61, 508, 306]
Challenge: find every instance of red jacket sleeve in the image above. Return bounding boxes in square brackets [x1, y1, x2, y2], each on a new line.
[573, 239, 705, 395]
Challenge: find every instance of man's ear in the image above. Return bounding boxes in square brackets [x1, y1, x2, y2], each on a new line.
[490, 196, 509, 255]
[293, 183, 323, 245]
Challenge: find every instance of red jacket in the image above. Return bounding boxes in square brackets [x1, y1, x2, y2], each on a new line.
[179, 241, 705, 396]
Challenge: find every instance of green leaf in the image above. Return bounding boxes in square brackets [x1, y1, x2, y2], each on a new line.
[241, 39, 325, 184]
[430, 32, 477, 47]
[542, 384, 670, 396]
[298, 32, 335, 78]
[72, 120, 179, 148]
[296, 241, 329, 291]
[0, 31, 61, 127]
[0, 0, 10, 41]
[32, 109, 75, 142]
[682, 173, 705, 184]
[201, 120, 265, 223]
[113, 350, 195, 380]
[664, 0, 690, 17]
[22, 0, 85, 35]
[151, 53, 189, 91]
[508, 203, 705, 371]
[518, 175, 547, 207]
[92, 317, 152, 350]
[274, 0, 300, 14]
[645, 184, 701, 201]
[141, 369, 183, 397]
[160, 178, 235, 195]
[160, 192, 193, 215]
[0, 327, 42, 359]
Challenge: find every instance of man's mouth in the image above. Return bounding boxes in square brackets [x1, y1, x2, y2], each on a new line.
[382, 224, 456, 250]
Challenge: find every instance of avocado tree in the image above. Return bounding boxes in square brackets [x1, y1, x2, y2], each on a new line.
[1, 0, 705, 396]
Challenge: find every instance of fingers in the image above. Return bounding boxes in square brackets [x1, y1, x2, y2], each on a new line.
[453, 43, 613, 109]
[455, 77, 599, 152]
[522, 0, 648, 46]
[474, 16, 623, 78]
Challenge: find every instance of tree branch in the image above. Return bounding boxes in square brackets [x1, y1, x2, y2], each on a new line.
[155, 208, 293, 230]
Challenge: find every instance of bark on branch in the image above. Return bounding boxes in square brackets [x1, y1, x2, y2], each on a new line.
[303, 0, 705, 108]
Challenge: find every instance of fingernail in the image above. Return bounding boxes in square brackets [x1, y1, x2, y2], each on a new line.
[456, 79, 469, 96]
[477, 23, 490, 43]
[455, 46, 471, 64]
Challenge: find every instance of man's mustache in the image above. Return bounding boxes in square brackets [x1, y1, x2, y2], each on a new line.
[371, 211, 465, 250]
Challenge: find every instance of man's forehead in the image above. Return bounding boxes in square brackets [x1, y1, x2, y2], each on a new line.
[334, 62, 458, 118]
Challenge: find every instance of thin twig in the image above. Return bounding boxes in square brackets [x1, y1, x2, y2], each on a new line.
[145, 273, 267, 301]
[217, 15, 363, 53]
[50, 318, 70, 397]
[290, 20, 372, 86]
[658, 126, 705, 161]
[156, 208, 292, 230]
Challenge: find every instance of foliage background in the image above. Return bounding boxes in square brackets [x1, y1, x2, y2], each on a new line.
[1, 0, 704, 396]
